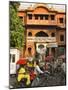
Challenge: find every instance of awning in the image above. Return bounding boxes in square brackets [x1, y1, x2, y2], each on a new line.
[47, 43, 58, 47]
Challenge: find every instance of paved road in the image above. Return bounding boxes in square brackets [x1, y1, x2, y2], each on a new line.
[9, 71, 66, 89]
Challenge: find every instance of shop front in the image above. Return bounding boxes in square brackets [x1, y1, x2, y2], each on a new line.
[27, 37, 58, 57]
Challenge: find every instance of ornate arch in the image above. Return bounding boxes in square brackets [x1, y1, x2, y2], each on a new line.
[35, 31, 48, 37]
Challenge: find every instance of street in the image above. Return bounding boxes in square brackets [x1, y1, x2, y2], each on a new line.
[9, 70, 66, 89]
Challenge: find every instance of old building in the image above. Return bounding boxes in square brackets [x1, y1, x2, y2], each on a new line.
[18, 3, 66, 57]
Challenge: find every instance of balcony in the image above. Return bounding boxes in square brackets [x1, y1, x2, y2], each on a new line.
[26, 14, 57, 26]
[27, 19, 57, 26]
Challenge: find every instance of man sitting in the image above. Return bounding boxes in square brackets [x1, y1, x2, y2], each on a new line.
[17, 64, 31, 86]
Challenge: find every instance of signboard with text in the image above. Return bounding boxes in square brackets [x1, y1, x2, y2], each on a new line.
[47, 43, 58, 47]
[27, 37, 56, 42]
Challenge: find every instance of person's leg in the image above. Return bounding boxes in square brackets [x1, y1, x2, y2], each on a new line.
[24, 74, 31, 86]
[17, 74, 23, 82]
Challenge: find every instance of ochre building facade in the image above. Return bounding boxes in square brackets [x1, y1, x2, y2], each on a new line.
[18, 4, 66, 57]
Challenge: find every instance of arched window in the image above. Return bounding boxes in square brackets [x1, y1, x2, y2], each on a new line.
[35, 31, 48, 37]
[51, 33, 55, 37]
[28, 32, 32, 36]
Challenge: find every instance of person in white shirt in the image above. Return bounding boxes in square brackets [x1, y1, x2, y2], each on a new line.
[34, 61, 44, 75]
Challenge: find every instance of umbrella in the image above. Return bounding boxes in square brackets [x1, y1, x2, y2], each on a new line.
[16, 58, 27, 65]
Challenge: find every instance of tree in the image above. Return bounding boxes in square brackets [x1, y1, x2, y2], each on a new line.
[9, 1, 25, 49]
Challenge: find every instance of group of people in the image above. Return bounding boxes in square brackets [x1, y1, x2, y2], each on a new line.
[17, 56, 66, 87]
[17, 59, 45, 87]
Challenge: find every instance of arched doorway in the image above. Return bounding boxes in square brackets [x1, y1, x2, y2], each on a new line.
[34, 31, 48, 60]
[35, 31, 48, 51]
[28, 47, 32, 56]
[35, 31, 48, 50]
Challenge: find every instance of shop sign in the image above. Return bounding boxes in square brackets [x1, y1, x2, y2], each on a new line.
[27, 37, 56, 42]
[47, 43, 58, 47]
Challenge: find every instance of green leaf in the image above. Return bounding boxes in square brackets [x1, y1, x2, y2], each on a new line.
[10, 2, 25, 49]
